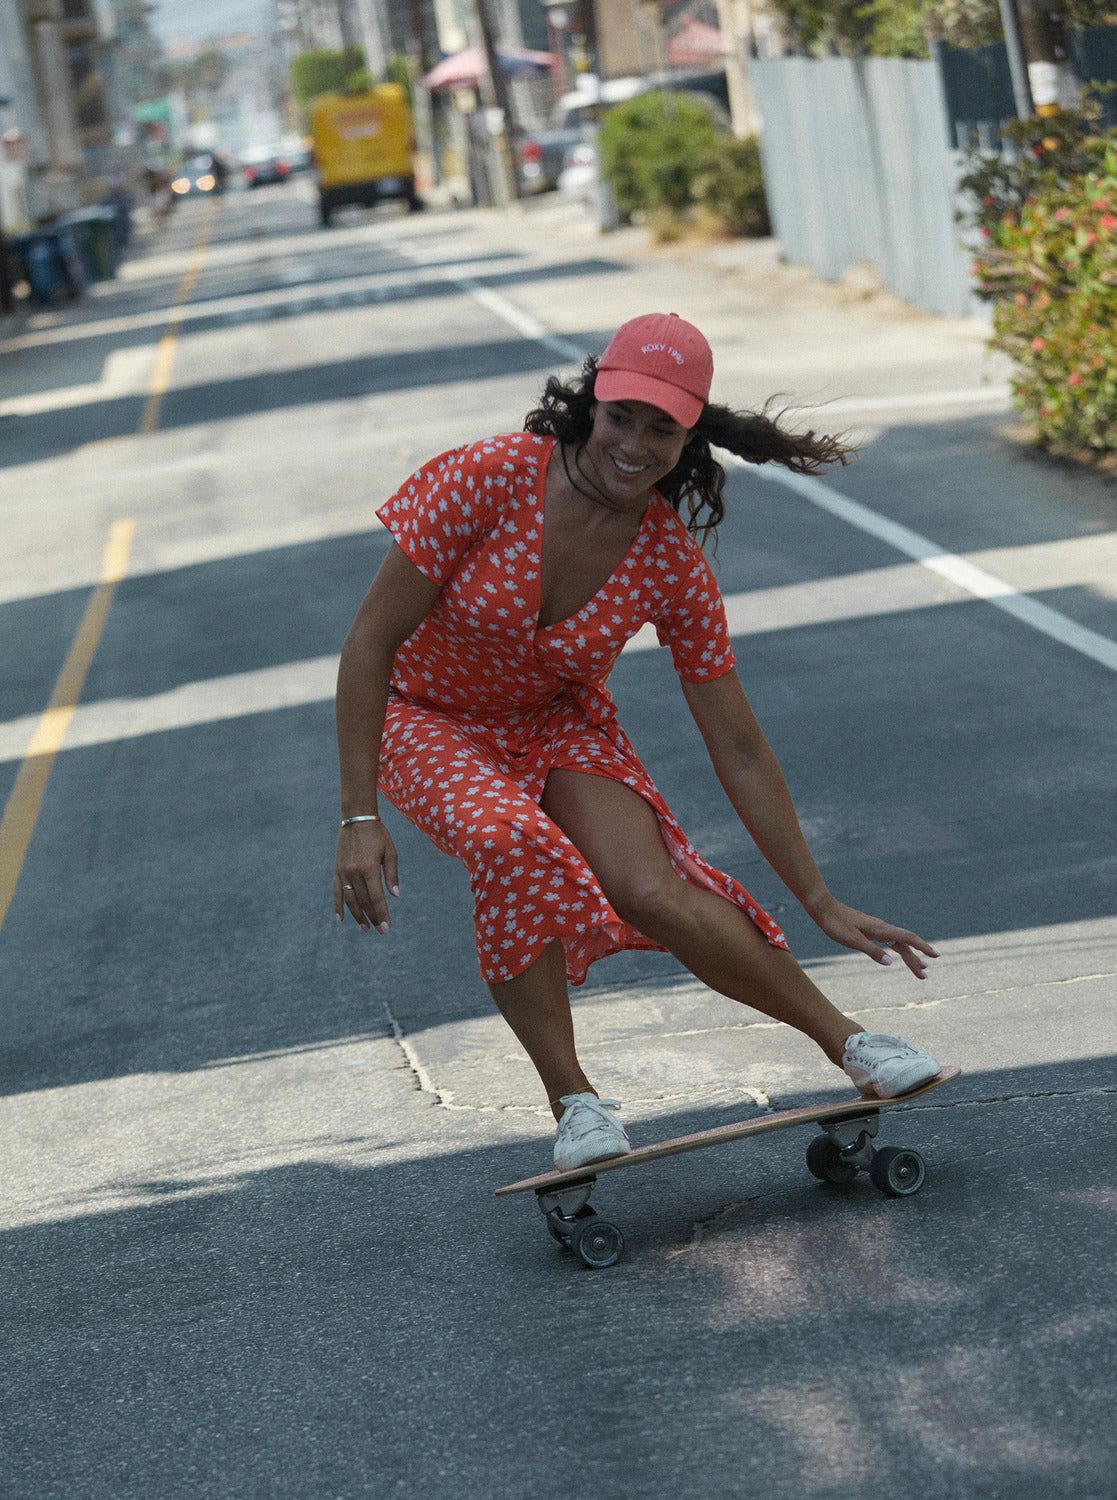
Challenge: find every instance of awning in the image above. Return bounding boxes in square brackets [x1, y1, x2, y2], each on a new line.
[422, 44, 557, 92]
[665, 18, 725, 68]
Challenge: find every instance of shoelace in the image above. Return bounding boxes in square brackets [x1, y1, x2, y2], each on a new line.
[560, 1096, 623, 1139]
[850, 1035, 913, 1059]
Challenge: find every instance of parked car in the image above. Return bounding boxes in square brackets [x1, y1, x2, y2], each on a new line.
[241, 146, 293, 188]
[283, 143, 314, 174]
[518, 77, 644, 194]
[556, 138, 599, 203]
[518, 68, 731, 194]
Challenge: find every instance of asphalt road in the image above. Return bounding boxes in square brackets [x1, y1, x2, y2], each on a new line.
[1, 177, 1115, 1498]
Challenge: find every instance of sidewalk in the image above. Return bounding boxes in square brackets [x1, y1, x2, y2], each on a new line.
[462, 191, 1014, 421]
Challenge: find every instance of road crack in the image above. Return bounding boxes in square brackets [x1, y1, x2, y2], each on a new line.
[380, 1000, 549, 1115]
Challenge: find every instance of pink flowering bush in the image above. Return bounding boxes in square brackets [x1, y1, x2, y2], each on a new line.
[960, 102, 1117, 454]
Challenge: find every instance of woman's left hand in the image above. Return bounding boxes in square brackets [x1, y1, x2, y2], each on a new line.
[804, 893, 939, 979]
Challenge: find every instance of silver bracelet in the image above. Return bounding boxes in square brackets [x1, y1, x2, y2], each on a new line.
[341, 814, 381, 826]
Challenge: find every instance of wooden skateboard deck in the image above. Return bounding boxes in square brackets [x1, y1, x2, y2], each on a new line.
[496, 1065, 961, 1268]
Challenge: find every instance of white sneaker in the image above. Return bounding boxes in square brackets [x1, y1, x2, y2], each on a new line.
[842, 1033, 940, 1100]
[553, 1094, 632, 1172]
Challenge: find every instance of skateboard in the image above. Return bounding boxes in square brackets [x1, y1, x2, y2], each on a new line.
[496, 1065, 961, 1268]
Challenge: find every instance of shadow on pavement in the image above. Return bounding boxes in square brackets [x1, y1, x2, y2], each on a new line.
[2, 1059, 1114, 1498]
[0, 250, 620, 412]
[1, 513, 1114, 1098]
[0, 325, 614, 469]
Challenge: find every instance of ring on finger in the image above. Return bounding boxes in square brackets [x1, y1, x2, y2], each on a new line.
[342, 883, 355, 890]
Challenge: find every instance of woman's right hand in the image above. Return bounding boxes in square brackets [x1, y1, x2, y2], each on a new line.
[334, 820, 400, 934]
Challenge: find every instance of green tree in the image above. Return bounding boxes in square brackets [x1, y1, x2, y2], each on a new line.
[695, 136, 771, 236]
[290, 46, 367, 109]
[764, 0, 1117, 60]
[766, 0, 876, 55]
[961, 99, 1117, 452]
[599, 92, 720, 219]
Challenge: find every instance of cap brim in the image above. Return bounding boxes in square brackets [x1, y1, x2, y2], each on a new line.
[594, 369, 703, 429]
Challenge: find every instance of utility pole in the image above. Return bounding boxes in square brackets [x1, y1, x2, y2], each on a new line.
[351, 0, 388, 79]
[1011, 0, 1077, 115]
[714, 0, 760, 138]
[405, 0, 437, 194]
[996, 0, 1034, 117]
[472, 0, 518, 204]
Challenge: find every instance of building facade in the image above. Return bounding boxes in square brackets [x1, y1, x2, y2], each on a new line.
[0, 0, 169, 228]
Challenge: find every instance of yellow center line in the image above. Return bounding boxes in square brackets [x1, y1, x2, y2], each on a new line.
[0, 519, 136, 929]
[0, 200, 219, 931]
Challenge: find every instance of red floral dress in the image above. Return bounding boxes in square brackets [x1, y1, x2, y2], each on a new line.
[377, 433, 788, 985]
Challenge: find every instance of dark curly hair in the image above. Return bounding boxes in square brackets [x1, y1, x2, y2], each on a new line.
[524, 356, 854, 544]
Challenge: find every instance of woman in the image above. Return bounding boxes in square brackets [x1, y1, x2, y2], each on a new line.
[334, 313, 941, 1173]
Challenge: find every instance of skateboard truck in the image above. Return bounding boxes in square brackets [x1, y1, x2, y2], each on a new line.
[824, 1113, 880, 1169]
[535, 1177, 626, 1269]
[808, 1111, 927, 1195]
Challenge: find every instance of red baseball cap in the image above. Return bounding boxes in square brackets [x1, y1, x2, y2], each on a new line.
[594, 312, 713, 428]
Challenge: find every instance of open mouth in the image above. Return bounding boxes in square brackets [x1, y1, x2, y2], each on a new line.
[611, 456, 646, 476]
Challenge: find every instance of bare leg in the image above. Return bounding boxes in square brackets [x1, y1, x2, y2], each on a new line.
[487, 938, 593, 1120]
[541, 770, 859, 1066]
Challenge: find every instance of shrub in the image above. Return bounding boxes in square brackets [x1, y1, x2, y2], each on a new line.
[961, 100, 1117, 453]
[695, 135, 771, 237]
[599, 91, 720, 220]
[291, 46, 366, 109]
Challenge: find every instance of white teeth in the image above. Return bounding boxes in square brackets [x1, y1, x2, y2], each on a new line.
[613, 458, 644, 474]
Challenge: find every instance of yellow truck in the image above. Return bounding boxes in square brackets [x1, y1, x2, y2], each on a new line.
[309, 85, 421, 225]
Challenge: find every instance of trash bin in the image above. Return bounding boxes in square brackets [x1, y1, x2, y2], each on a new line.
[12, 231, 67, 305]
[11, 226, 87, 304]
[58, 206, 117, 280]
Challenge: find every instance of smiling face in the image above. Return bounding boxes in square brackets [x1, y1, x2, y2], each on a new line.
[582, 400, 692, 510]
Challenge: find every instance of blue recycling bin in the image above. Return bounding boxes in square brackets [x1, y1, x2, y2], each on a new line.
[13, 231, 66, 304]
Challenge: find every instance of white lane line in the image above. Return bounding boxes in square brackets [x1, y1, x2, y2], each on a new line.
[1, 518, 1112, 765]
[402, 246, 1008, 413]
[392, 241, 585, 364]
[0, 559, 983, 765]
[0, 561, 934, 762]
[454, 278, 586, 364]
[748, 463, 1117, 673]
[0, 256, 520, 352]
[446, 256, 1109, 674]
[0, 656, 339, 766]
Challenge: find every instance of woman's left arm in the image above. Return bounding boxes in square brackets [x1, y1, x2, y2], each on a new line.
[680, 670, 938, 978]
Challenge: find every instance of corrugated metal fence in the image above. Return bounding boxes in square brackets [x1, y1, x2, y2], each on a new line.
[751, 57, 975, 317]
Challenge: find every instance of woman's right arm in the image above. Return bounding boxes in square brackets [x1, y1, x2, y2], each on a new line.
[334, 541, 442, 934]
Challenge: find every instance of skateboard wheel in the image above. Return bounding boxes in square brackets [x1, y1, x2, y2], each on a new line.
[869, 1146, 926, 1197]
[572, 1216, 624, 1269]
[805, 1135, 858, 1184]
